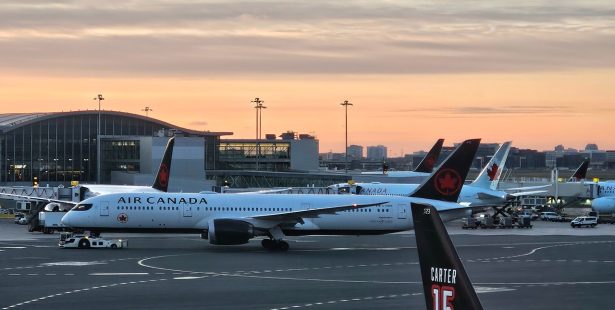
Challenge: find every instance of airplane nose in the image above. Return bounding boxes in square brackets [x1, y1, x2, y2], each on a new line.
[61, 212, 73, 227]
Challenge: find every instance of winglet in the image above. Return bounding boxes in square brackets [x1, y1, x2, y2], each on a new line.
[568, 160, 590, 182]
[411, 139, 481, 202]
[471, 141, 511, 190]
[414, 139, 445, 173]
[152, 137, 175, 192]
[411, 203, 483, 310]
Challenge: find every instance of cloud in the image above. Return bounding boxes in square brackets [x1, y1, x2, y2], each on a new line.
[391, 105, 581, 118]
[0, 0, 614, 76]
[189, 120, 208, 126]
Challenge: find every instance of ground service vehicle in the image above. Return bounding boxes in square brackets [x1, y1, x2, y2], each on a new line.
[540, 212, 563, 222]
[570, 216, 598, 228]
[59, 232, 126, 249]
[38, 211, 67, 234]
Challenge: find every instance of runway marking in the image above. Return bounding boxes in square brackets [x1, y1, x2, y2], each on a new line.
[1, 277, 172, 310]
[1, 257, 140, 271]
[174, 276, 209, 280]
[41, 261, 107, 267]
[89, 273, 150, 276]
[475, 241, 615, 261]
[0, 247, 26, 249]
[270, 292, 424, 310]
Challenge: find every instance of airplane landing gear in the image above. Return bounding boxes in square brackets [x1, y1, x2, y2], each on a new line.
[261, 239, 289, 251]
[262, 226, 289, 251]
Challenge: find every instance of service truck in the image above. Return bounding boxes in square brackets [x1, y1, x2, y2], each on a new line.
[59, 232, 127, 249]
[38, 211, 68, 234]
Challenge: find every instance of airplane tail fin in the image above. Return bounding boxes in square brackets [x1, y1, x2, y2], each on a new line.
[471, 141, 511, 190]
[152, 137, 175, 192]
[568, 160, 589, 182]
[414, 139, 445, 173]
[411, 203, 484, 310]
[411, 139, 481, 202]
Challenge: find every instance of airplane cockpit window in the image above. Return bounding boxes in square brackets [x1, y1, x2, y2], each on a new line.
[72, 203, 93, 211]
[338, 186, 351, 194]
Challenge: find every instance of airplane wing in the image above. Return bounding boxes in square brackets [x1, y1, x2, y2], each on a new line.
[249, 201, 388, 222]
[0, 193, 78, 205]
[476, 192, 506, 201]
[504, 185, 550, 191]
[236, 188, 293, 194]
[508, 190, 548, 197]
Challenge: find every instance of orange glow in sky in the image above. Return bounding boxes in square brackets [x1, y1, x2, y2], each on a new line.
[1, 1, 614, 154]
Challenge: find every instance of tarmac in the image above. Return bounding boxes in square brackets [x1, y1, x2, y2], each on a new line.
[2, 218, 615, 309]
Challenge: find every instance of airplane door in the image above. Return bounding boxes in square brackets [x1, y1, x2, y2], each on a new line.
[100, 201, 109, 216]
[397, 204, 407, 219]
[183, 206, 192, 217]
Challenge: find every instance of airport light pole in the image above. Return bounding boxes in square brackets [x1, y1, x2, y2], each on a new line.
[93, 94, 104, 184]
[340, 100, 353, 173]
[252, 98, 266, 171]
[142, 106, 153, 117]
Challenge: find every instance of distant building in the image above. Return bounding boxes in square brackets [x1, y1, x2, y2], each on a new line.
[347, 145, 363, 160]
[507, 148, 546, 169]
[585, 143, 599, 151]
[366, 145, 387, 161]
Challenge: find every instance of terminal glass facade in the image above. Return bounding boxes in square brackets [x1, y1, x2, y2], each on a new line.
[217, 141, 291, 171]
[1, 113, 169, 183]
[100, 139, 141, 183]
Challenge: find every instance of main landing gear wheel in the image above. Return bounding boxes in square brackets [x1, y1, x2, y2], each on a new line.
[262, 239, 275, 250]
[277, 241, 289, 251]
[261, 239, 289, 252]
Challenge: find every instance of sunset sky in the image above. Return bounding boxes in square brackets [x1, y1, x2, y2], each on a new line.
[1, 0, 614, 155]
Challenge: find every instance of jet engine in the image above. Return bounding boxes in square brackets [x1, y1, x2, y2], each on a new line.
[592, 197, 615, 215]
[208, 219, 255, 245]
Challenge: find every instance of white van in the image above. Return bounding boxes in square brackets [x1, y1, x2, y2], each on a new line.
[570, 216, 598, 228]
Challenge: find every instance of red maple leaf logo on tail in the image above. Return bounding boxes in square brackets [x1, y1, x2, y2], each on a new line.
[424, 155, 436, 170]
[434, 169, 461, 195]
[487, 163, 499, 181]
[158, 164, 169, 187]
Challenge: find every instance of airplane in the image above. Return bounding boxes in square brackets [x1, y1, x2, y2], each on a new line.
[412, 202, 483, 310]
[60, 139, 481, 251]
[0, 137, 175, 208]
[332, 141, 516, 208]
[361, 139, 444, 177]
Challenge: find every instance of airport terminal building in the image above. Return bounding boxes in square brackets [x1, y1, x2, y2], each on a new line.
[0, 111, 320, 190]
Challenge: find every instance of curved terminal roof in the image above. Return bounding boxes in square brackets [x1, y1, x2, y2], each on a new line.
[0, 111, 232, 137]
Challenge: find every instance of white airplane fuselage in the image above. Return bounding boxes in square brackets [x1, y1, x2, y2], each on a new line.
[61, 192, 469, 235]
[332, 183, 509, 207]
[591, 182, 615, 215]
